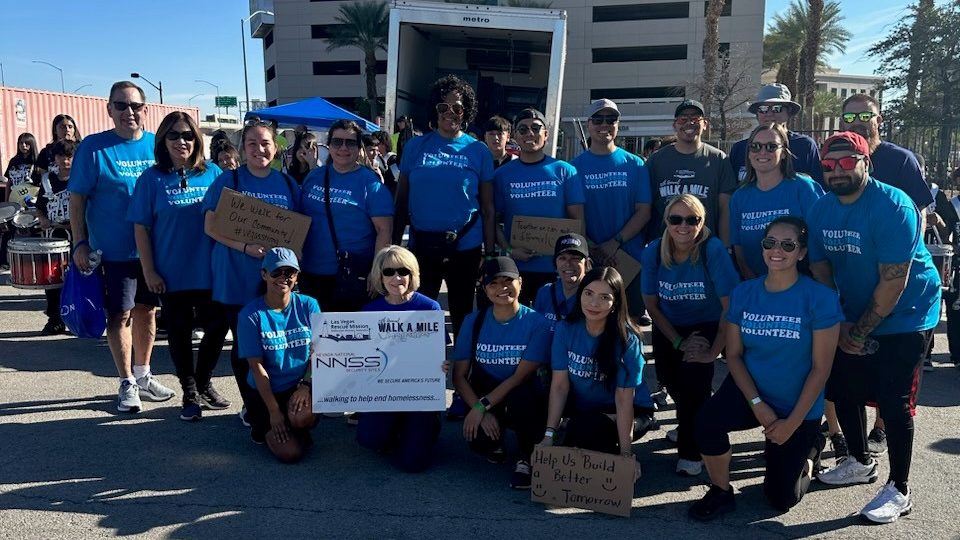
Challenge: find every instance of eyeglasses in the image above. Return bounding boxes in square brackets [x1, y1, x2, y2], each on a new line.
[821, 156, 865, 172]
[112, 101, 146, 112]
[761, 237, 799, 252]
[329, 137, 359, 149]
[749, 142, 783, 153]
[676, 115, 704, 124]
[589, 115, 619, 126]
[841, 111, 878, 123]
[436, 102, 465, 115]
[382, 267, 411, 277]
[667, 215, 702, 226]
[165, 130, 196, 142]
[515, 124, 545, 136]
[270, 268, 298, 279]
[755, 104, 785, 114]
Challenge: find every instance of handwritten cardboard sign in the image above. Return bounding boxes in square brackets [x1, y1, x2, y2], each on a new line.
[531, 445, 635, 517]
[210, 188, 311, 257]
[510, 216, 583, 256]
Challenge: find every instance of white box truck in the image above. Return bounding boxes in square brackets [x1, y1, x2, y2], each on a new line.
[384, 0, 567, 154]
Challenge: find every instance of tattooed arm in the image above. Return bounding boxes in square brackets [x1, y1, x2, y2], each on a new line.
[838, 261, 911, 354]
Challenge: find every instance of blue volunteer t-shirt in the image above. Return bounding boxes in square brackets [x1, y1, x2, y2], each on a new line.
[870, 141, 933, 210]
[127, 164, 222, 292]
[730, 175, 823, 276]
[572, 148, 652, 261]
[362, 292, 442, 313]
[641, 237, 740, 326]
[452, 305, 552, 382]
[729, 131, 824, 186]
[807, 178, 941, 334]
[300, 166, 394, 275]
[551, 320, 646, 412]
[532, 280, 578, 324]
[68, 130, 156, 261]
[494, 156, 585, 273]
[727, 276, 843, 420]
[400, 132, 494, 250]
[238, 292, 320, 393]
[201, 167, 300, 306]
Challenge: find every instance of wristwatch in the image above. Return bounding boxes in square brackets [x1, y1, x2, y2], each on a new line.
[479, 396, 492, 410]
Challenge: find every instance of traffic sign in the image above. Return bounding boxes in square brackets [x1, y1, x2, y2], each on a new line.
[215, 96, 238, 107]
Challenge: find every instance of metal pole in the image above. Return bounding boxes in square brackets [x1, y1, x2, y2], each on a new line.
[242, 17, 250, 117]
[158, 80, 164, 104]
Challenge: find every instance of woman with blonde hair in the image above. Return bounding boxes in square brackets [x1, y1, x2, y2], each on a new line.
[641, 193, 740, 476]
[356, 245, 444, 472]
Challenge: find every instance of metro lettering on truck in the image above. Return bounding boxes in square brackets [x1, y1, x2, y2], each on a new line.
[462, 16, 491, 23]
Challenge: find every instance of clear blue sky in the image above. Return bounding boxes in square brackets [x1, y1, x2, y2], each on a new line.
[0, 0, 918, 115]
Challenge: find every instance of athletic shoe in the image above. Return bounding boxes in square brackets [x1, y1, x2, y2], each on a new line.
[179, 400, 202, 422]
[923, 358, 934, 372]
[486, 446, 507, 464]
[192, 329, 205, 341]
[41, 320, 66, 336]
[688, 484, 735, 521]
[117, 380, 142, 413]
[446, 393, 469, 420]
[652, 389, 672, 408]
[198, 384, 231, 410]
[817, 457, 879, 485]
[510, 460, 532, 489]
[861, 481, 912, 523]
[867, 427, 888, 456]
[666, 428, 678, 444]
[829, 432, 849, 463]
[251, 429, 265, 445]
[137, 374, 175, 402]
[677, 458, 703, 476]
[239, 407, 251, 427]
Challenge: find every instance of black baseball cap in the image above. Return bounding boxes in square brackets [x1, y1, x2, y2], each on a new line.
[481, 256, 520, 285]
[554, 233, 589, 259]
[514, 108, 547, 126]
[675, 99, 705, 117]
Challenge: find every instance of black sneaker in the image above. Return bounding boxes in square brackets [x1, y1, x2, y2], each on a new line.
[637, 314, 653, 327]
[688, 484, 736, 521]
[198, 384, 231, 410]
[829, 432, 849, 462]
[510, 460, 532, 490]
[251, 429, 266, 445]
[179, 399, 202, 422]
[867, 427, 887, 456]
[41, 320, 65, 336]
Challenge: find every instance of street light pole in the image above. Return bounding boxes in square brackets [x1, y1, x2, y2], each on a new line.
[130, 72, 163, 103]
[195, 80, 221, 114]
[188, 93, 204, 107]
[242, 10, 274, 115]
[32, 60, 64, 93]
[73, 84, 92, 94]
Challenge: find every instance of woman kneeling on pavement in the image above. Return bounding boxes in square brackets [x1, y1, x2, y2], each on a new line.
[541, 266, 653, 480]
[689, 216, 841, 520]
[356, 245, 444, 472]
[238, 248, 320, 462]
[452, 256, 553, 489]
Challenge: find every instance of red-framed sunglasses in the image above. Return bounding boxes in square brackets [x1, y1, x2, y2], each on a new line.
[820, 155, 865, 172]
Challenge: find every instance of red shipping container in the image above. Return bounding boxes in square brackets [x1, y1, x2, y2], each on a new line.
[0, 85, 199, 166]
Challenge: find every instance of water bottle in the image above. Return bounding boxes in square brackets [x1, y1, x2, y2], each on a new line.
[82, 249, 103, 276]
[861, 337, 879, 355]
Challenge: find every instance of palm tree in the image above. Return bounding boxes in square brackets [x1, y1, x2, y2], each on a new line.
[812, 90, 842, 130]
[701, 0, 728, 126]
[798, 0, 824, 129]
[326, 1, 389, 120]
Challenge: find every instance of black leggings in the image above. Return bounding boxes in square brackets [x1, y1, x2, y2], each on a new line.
[466, 367, 546, 459]
[414, 246, 481, 338]
[564, 405, 657, 455]
[652, 321, 719, 461]
[161, 290, 228, 396]
[697, 376, 824, 511]
[826, 330, 929, 487]
[218, 303, 257, 410]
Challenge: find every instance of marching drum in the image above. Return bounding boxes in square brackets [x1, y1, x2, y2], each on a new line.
[11, 209, 40, 231]
[926, 243, 954, 291]
[0, 202, 19, 232]
[8, 237, 70, 289]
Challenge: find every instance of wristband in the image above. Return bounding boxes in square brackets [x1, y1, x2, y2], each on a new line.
[73, 239, 89, 253]
[849, 332, 866, 342]
[472, 401, 487, 414]
[241, 243, 248, 255]
[615, 233, 624, 246]
[749, 396, 763, 408]
[544, 428, 556, 438]
[672, 336, 683, 350]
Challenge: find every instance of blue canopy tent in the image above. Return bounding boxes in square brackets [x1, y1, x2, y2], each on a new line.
[244, 97, 380, 132]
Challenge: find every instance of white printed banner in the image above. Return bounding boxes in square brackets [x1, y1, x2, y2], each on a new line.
[310, 311, 447, 413]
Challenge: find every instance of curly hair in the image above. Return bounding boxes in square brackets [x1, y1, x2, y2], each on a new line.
[429, 75, 478, 125]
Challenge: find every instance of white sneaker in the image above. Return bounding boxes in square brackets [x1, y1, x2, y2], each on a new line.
[666, 428, 678, 444]
[137, 374, 176, 402]
[192, 329, 204, 341]
[677, 458, 703, 476]
[861, 481, 912, 523]
[817, 457, 878, 485]
[117, 380, 142, 413]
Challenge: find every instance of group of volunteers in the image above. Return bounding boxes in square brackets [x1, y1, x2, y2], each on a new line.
[1, 76, 943, 526]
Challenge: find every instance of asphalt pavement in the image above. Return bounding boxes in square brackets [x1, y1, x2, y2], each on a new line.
[0, 278, 958, 539]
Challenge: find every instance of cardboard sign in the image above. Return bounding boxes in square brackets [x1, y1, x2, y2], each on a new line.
[310, 311, 447, 413]
[531, 445, 636, 517]
[611, 250, 641, 287]
[510, 216, 583, 256]
[210, 188, 311, 257]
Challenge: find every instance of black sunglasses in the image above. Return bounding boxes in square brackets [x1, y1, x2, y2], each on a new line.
[589, 115, 619, 125]
[749, 142, 783, 153]
[667, 215, 702, 226]
[382, 267, 411, 277]
[330, 137, 359, 149]
[755, 104, 785, 114]
[112, 101, 146, 112]
[761, 237, 799, 252]
[165, 130, 196, 142]
[515, 124, 545, 135]
[270, 268, 298, 279]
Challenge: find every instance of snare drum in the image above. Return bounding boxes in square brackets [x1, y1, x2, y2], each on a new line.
[12, 209, 40, 230]
[926, 243, 954, 290]
[0, 202, 19, 232]
[8, 237, 70, 289]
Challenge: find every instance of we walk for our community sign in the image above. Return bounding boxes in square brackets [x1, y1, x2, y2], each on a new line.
[309, 311, 447, 413]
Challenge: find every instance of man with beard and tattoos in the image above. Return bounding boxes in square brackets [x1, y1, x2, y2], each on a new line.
[807, 132, 940, 524]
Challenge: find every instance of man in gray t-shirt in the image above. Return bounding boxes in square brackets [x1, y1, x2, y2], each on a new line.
[647, 100, 737, 243]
